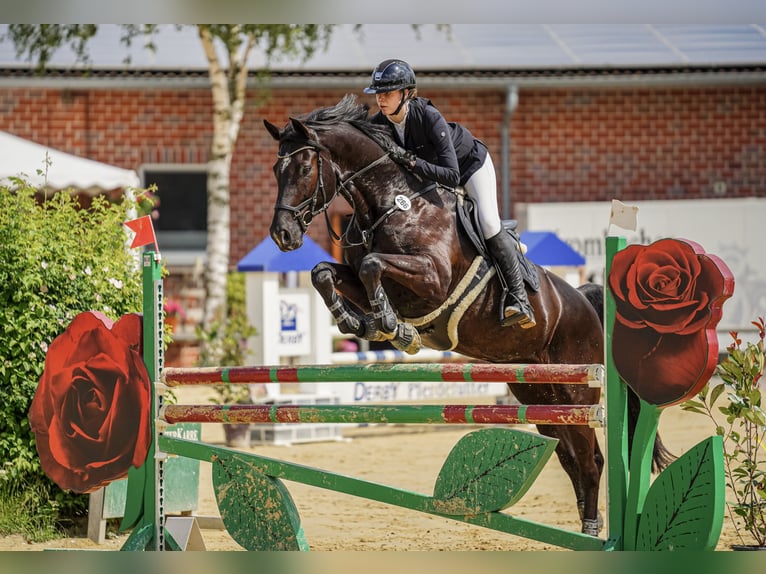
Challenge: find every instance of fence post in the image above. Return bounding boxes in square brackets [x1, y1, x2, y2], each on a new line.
[604, 236, 628, 549]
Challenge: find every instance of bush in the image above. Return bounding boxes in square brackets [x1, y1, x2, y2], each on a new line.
[682, 319, 766, 547]
[0, 181, 143, 540]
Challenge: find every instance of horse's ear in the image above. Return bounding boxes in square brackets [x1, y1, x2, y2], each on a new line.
[289, 117, 314, 140]
[263, 119, 282, 141]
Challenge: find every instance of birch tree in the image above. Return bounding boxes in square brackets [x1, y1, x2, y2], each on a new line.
[4, 24, 333, 356]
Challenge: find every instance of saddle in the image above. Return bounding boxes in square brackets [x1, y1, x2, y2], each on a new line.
[455, 191, 540, 293]
[404, 192, 540, 350]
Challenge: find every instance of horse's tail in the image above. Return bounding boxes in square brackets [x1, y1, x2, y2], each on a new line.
[577, 283, 675, 473]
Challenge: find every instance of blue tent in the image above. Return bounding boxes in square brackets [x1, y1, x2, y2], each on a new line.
[520, 231, 585, 267]
[237, 236, 334, 272]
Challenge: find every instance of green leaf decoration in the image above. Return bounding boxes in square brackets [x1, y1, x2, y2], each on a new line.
[431, 428, 558, 515]
[635, 436, 725, 551]
[212, 452, 309, 551]
[119, 463, 147, 532]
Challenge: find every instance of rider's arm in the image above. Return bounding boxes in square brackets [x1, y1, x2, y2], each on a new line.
[409, 107, 460, 188]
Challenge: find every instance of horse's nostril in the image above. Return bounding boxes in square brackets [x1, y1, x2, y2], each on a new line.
[270, 229, 283, 248]
[271, 227, 293, 251]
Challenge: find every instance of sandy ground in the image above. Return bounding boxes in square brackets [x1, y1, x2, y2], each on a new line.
[0, 384, 749, 552]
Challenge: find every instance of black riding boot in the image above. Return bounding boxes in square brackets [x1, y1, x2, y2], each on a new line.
[485, 231, 536, 329]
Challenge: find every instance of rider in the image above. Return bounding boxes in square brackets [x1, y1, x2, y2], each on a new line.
[363, 58, 535, 329]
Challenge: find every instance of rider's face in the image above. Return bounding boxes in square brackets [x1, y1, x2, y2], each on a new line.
[375, 90, 406, 119]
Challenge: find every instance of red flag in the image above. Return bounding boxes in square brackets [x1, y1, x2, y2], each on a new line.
[124, 215, 158, 251]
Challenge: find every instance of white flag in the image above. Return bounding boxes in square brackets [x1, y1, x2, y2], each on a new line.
[609, 199, 639, 232]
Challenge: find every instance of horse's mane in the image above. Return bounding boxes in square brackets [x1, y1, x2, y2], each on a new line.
[299, 94, 396, 151]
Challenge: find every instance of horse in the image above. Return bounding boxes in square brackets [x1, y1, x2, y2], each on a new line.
[263, 94, 672, 536]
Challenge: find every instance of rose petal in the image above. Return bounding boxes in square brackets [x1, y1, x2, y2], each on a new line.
[612, 324, 714, 406]
[112, 313, 144, 354]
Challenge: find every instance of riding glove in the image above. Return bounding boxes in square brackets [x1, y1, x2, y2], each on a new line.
[389, 146, 417, 170]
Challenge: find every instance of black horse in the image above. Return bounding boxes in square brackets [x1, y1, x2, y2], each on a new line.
[264, 94, 672, 535]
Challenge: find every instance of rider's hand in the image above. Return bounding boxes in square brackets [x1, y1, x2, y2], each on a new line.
[389, 146, 416, 170]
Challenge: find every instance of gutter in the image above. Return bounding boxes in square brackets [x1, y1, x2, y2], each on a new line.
[500, 84, 518, 220]
[0, 66, 764, 90]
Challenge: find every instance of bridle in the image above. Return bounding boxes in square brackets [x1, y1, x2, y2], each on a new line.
[274, 129, 435, 249]
[274, 140, 336, 233]
[274, 132, 389, 242]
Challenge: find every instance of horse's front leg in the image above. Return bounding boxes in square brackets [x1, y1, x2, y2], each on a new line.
[311, 261, 368, 338]
[357, 252, 449, 353]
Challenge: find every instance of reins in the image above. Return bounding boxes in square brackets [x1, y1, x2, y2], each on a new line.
[276, 125, 438, 251]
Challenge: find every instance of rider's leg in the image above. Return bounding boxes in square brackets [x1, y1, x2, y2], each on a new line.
[485, 230, 536, 328]
[464, 153, 536, 328]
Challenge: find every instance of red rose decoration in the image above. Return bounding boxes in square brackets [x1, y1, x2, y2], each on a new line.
[29, 311, 152, 493]
[608, 238, 734, 407]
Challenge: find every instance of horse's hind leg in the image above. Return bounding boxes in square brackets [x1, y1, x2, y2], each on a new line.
[537, 424, 603, 536]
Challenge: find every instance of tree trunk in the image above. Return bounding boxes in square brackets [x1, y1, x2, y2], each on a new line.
[197, 26, 251, 361]
[203, 150, 232, 332]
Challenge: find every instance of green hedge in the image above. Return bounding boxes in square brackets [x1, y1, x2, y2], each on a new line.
[0, 182, 143, 540]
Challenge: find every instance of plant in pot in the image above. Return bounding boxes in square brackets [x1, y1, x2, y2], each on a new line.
[196, 273, 257, 448]
[163, 298, 186, 332]
[682, 316, 766, 550]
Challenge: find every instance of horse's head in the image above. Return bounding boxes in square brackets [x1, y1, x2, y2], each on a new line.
[264, 116, 338, 251]
[265, 94, 417, 253]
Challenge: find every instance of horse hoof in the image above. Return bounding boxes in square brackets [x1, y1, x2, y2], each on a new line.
[363, 316, 395, 342]
[581, 518, 601, 537]
[391, 323, 421, 355]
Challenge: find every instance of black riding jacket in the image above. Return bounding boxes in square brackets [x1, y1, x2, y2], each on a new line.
[370, 97, 488, 187]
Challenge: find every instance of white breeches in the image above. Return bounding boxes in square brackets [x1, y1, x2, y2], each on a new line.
[463, 152, 502, 239]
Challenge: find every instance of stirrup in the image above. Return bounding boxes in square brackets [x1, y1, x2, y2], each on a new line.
[501, 303, 536, 329]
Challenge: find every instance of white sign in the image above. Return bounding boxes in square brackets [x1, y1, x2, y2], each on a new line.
[329, 381, 508, 403]
[525, 198, 766, 332]
[278, 290, 312, 357]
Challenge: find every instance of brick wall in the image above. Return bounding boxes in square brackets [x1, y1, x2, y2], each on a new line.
[2, 84, 764, 265]
[512, 87, 766, 203]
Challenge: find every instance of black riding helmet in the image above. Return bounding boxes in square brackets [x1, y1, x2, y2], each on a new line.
[364, 59, 416, 94]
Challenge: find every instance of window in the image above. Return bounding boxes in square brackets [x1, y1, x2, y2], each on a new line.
[141, 165, 207, 264]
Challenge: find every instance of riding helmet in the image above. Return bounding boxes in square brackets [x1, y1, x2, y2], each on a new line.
[363, 59, 416, 94]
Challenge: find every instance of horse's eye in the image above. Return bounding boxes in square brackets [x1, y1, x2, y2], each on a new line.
[300, 164, 312, 177]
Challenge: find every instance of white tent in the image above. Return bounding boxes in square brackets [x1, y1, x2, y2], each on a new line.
[0, 131, 139, 194]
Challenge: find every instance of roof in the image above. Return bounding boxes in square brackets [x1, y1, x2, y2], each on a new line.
[1, 24, 765, 73]
[237, 236, 335, 272]
[0, 131, 140, 193]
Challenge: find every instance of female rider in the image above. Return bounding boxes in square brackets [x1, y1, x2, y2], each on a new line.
[364, 58, 535, 328]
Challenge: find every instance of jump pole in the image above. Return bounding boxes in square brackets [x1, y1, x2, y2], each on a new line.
[162, 362, 604, 386]
[161, 403, 603, 427]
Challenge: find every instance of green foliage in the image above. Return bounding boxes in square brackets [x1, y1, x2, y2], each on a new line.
[196, 272, 257, 405]
[3, 24, 99, 70]
[0, 181, 143, 538]
[0, 476, 61, 542]
[682, 318, 766, 547]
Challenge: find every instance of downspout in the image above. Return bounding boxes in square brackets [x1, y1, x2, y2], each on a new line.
[500, 84, 519, 220]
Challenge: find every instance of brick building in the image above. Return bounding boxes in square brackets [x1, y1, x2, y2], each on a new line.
[1, 25, 764, 269]
[1, 25, 764, 363]
[3, 79, 764, 264]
